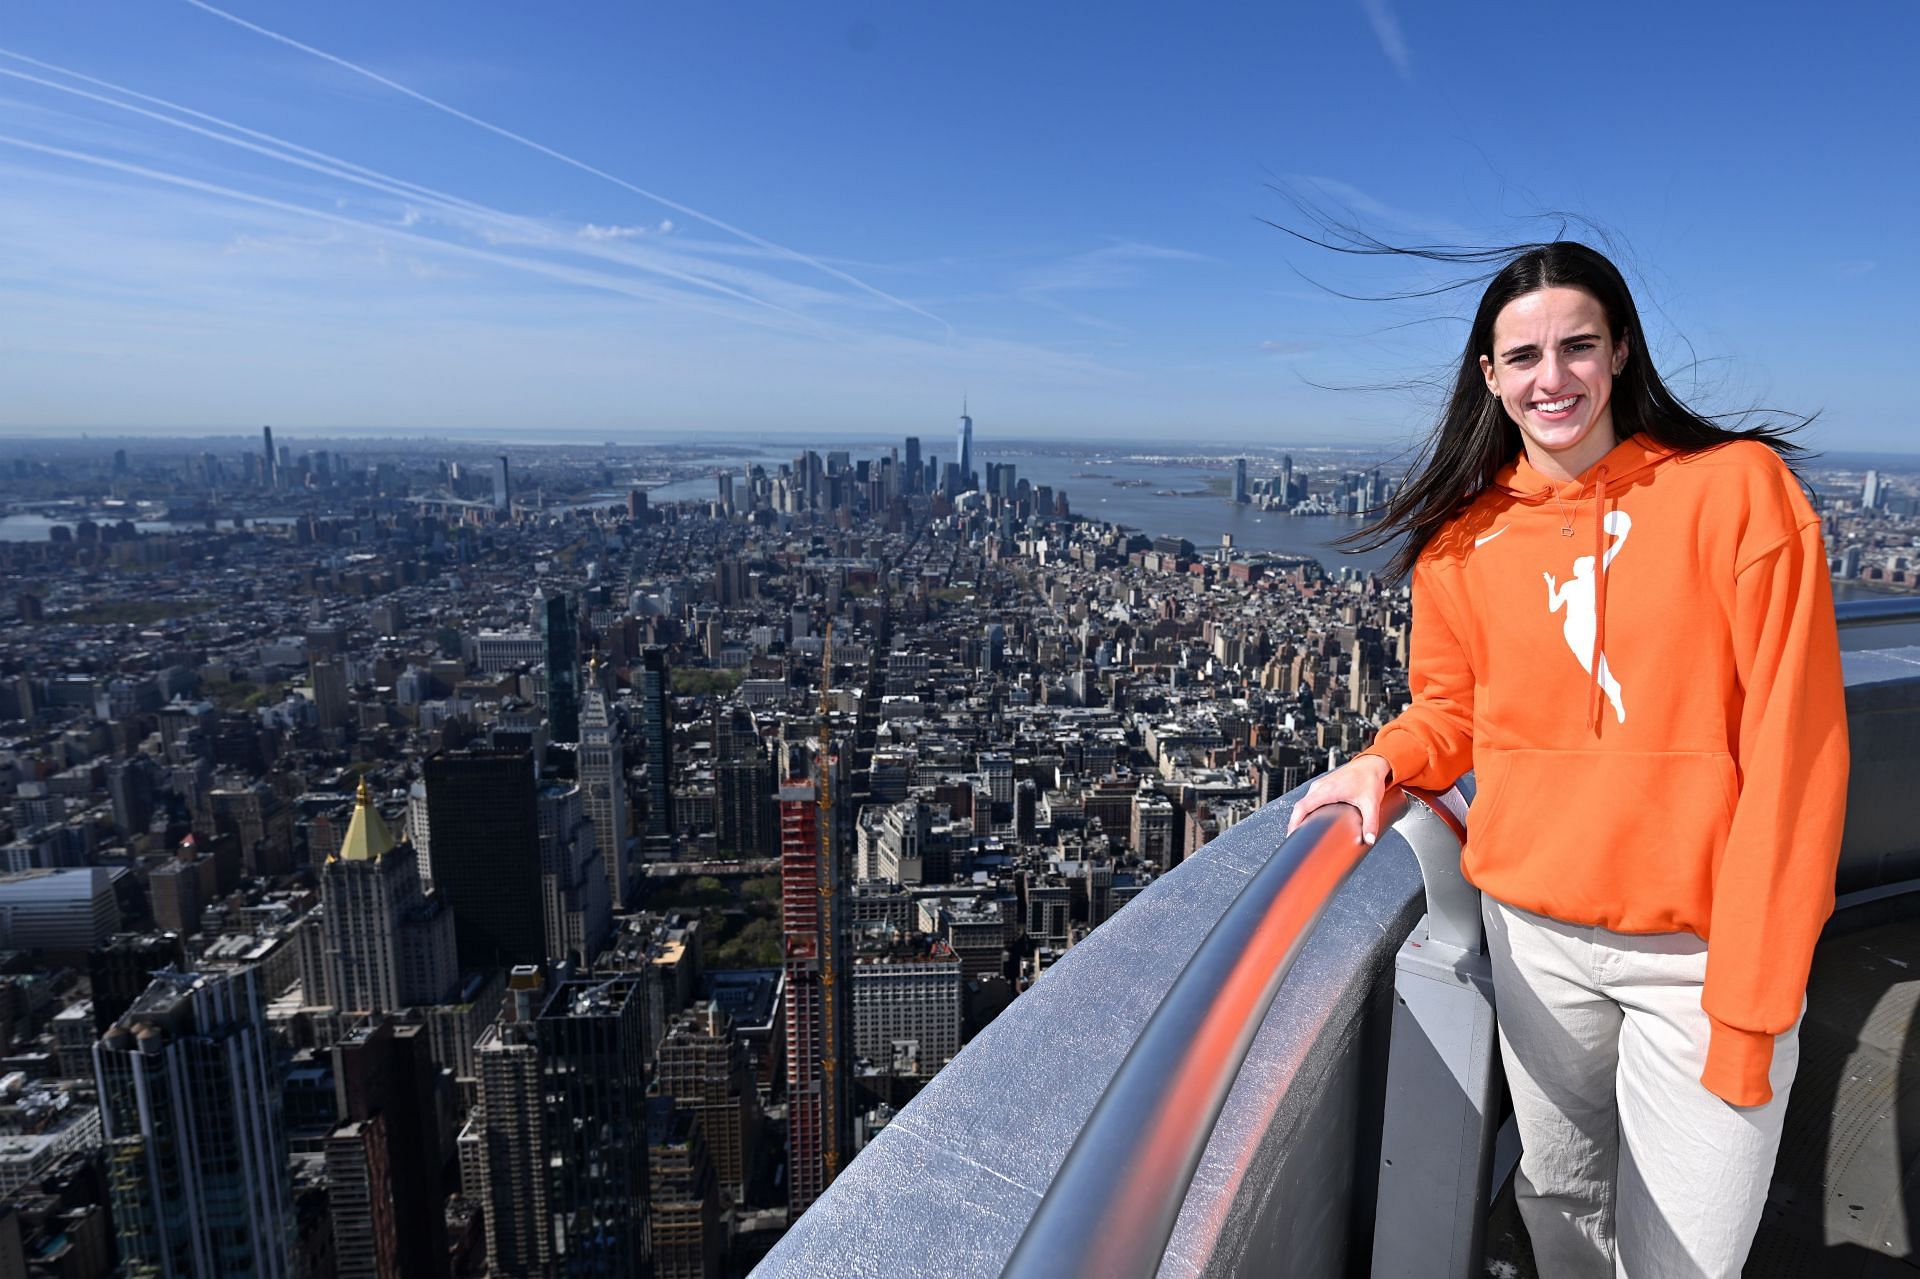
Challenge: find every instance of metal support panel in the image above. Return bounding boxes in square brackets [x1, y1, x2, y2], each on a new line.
[1370, 918, 1500, 1279]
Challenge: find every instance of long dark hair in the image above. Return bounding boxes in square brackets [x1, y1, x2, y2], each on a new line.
[1302, 236, 1811, 579]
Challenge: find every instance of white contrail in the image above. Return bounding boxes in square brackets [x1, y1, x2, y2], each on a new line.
[181, 0, 953, 335]
[0, 130, 826, 332]
[0, 56, 818, 324]
[2, 44, 853, 305]
[0, 46, 493, 220]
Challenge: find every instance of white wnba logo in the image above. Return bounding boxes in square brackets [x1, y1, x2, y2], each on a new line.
[1543, 509, 1630, 724]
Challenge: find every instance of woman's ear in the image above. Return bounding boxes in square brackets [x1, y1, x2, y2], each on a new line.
[1479, 353, 1498, 397]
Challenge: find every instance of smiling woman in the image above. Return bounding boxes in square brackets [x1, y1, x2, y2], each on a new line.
[1479, 287, 1627, 483]
[1285, 235, 1849, 1276]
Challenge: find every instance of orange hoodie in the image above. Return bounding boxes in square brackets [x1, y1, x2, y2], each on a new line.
[1361, 432, 1849, 1107]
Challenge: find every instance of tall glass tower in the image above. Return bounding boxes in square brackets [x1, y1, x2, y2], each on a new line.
[538, 974, 651, 1276]
[424, 750, 544, 969]
[95, 968, 294, 1277]
[539, 590, 580, 743]
[955, 403, 974, 494]
[640, 647, 674, 840]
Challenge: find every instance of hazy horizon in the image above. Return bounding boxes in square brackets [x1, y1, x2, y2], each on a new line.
[1, 423, 1914, 462]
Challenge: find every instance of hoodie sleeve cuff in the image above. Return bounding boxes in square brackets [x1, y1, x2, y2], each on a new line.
[1701, 1015, 1776, 1107]
[1360, 732, 1427, 790]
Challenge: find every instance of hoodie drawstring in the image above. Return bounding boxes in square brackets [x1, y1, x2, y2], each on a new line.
[1586, 465, 1611, 734]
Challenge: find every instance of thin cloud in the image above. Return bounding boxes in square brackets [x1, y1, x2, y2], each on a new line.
[0, 132, 822, 331]
[180, 0, 951, 335]
[581, 220, 674, 241]
[1357, 0, 1413, 81]
[0, 138, 1136, 424]
[1019, 240, 1208, 295]
[0, 55, 851, 324]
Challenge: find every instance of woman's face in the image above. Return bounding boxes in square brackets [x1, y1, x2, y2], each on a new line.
[1479, 285, 1629, 473]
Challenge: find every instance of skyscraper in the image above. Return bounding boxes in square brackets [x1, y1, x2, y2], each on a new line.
[647, 1099, 722, 1279]
[406, 779, 432, 889]
[656, 1003, 760, 1203]
[94, 967, 293, 1277]
[423, 751, 544, 970]
[640, 647, 674, 841]
[539, 590, 581, 744]
[262, 425, 277, 489]
[1131, 788, 1176, 869]
[317, 777, 457, 1014]
[982, 622, 1006, 675]
[715, 754, 774, 859]
[579, 674, 632, 909]
[955, 404, 974, 494]
[537, 974, 651, 1277]
[778, 780, 826, 1212]
[1233, 457, 1249, 504]
[467, 969, 548, 1276]
[536, 781, 611, 965]
[850, 936, 962, 1076]
[328, 1021, 449, 1279]
[311, 657, 350, 732]
[492, 455, 511, 512]
[779, 752, 848, 1214]
[106, 757, 157, 839]
[324, 1118, 393, 1279]
[1863, 469, 1882, 510]
[903, 436, 922, 494]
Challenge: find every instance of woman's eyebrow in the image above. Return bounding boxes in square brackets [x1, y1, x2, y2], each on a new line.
[1499, 332, 1605, 359]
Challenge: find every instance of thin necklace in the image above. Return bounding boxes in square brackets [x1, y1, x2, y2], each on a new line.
[1553, 489, 1578, 537]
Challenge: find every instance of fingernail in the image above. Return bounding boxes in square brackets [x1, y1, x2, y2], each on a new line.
[1364, 833, 1376, 845]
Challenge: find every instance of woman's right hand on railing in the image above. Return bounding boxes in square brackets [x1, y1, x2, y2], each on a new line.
[1284, 753, 1393, 846]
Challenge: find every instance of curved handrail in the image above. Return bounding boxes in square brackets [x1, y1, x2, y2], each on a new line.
[1836, 597, 1920, 627]
[1003, 787, 1456, 1279]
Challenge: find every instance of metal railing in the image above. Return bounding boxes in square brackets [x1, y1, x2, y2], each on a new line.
[1835, 596, 1920, 627]
[1004, 787, 1468, 1279]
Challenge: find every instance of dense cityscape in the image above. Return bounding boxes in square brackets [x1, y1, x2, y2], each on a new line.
[0, 416, 1910, 1278]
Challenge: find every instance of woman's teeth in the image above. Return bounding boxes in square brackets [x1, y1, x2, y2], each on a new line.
[1533, 395, 1579, 413]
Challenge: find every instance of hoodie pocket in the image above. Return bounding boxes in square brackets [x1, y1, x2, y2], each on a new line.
[1465, 754, 1513, 843]
[1463, 747, 1738, 934]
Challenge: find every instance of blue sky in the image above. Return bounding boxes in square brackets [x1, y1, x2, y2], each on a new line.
[0, 1, 1910, 448]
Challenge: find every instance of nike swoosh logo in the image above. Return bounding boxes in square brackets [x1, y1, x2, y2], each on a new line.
[1474, 526, 1510, 547]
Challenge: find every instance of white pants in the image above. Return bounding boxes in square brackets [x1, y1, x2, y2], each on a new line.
[1482, 897, 1802, 1278]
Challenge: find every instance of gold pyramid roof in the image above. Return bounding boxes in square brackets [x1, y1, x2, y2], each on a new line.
[336, 775, 396, 863]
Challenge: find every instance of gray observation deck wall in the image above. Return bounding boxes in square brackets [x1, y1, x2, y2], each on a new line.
[756, 636, 1920, 1279]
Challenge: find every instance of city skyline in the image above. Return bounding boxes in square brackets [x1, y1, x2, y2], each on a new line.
[0, 2, 1911, 448]
[0, 420, 1911, 1272]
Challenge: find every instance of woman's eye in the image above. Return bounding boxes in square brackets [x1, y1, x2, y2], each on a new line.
[1567, 341, 1595, 352]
